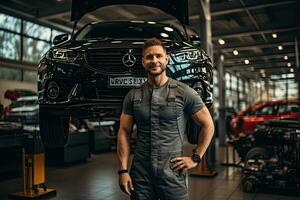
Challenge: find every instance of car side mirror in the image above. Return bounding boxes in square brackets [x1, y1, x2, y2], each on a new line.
[53, 33, 69, 45]
[190, 35, 201, 46]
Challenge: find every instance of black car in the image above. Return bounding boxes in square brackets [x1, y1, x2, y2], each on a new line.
[38, 0, 213, 148]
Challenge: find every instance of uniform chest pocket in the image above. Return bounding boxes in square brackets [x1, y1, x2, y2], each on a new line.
[159, 103, 177, 122]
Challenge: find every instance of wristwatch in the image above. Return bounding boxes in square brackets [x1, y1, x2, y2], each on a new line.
[118, 169, 128, 175]
[191, 153, 202, 164]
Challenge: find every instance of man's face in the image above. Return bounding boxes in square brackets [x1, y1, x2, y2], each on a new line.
[142, 45, 168, 77]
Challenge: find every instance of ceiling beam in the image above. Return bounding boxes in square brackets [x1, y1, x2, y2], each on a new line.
[212, 23, 300, 39]
[211, 0, 297, 16]
[216, 40, 294, 51]
[223, 50, 294, 61]
[224, 62, 289, 70]
[225, 54, 295, 64]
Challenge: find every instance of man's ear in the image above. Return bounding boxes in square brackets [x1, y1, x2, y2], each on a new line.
[142, 57, 146, 69]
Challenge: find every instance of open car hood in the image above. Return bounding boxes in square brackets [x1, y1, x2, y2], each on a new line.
[71, 0, 189, 25]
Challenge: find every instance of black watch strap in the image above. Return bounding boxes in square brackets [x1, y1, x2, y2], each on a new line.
[191, 152, 202, 164]
[118, 169, 128, 175]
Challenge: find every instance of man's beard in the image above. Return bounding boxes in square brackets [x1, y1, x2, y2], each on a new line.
[145, 63, 166, 77]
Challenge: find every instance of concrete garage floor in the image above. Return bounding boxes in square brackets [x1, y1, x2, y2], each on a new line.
[1, 146, 300, 200]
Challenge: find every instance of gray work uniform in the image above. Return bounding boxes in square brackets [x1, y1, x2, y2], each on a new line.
[122, 78, 204, 200]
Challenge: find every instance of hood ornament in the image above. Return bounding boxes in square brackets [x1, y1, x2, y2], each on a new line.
[122, 49, 136, 67]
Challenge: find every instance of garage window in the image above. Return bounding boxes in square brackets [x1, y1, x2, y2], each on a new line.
[0, 13, 21, 32]
[0, 31, 21, 60]
[23, 21, 51, 41]
[23, 37, 50, 62]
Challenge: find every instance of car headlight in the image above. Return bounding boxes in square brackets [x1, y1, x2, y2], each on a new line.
[46, 48, 78, 62]
[171, 49, 202, 63]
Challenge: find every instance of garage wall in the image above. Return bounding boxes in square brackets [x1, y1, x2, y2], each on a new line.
[0, 80, 36, 107]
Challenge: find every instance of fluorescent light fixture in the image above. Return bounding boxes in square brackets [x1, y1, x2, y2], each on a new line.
[287, 63, 291, 67]
[147, 21, 156, 24]
[290, 68, 294, 73]
[272, 33, 277, 38]
[160, 33, 169, 38]
[220, 54, 224, 61]
[244, 59, 250, 64]
[278, 45, 283, 50]
[111, 41, 122, 44]
[284, 56, 288, 60]
[164, 27, 174, 32]
[218, 38, 225, 45]
[233, 50, 239, 55]
[130, 20, 144, 23]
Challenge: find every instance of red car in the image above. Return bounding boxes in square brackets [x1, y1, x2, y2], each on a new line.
[231, 100, 300, 136]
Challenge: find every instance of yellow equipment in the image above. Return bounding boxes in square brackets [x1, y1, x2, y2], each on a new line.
[8, 135, 56, 199]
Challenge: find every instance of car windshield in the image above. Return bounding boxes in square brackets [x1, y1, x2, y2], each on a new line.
[75, 22, 184, 42]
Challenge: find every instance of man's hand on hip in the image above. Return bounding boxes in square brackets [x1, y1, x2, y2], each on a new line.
[170, 156, 198, 172]
[119, 173, 134, 195]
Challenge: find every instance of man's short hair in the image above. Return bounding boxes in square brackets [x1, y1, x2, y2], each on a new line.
[142, 38, 167, 56]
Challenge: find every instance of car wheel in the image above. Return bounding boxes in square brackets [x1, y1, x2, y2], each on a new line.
[39, 108, 69, 148]
[244, 147, 269, 162]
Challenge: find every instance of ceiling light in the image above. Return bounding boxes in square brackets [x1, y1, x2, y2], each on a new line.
[244, 59, 250, 65]
[262, 73, 266, 77]
[260, 69, 265, 74]
[287, 63, 291, 67]
[284, 56, 288, 60]
[147, 21, 156, 24]
[233, 50, 239, 55]
[278, 45, 283, 50]
[218, 38, 225, 45]
[272, 33, 277, 39]
[164, 27, 174, 32]
[220, 54, 224, 61]
[290, 68, 294, 73]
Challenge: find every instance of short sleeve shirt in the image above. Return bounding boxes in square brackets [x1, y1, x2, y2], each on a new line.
[122, 78, 204, 119]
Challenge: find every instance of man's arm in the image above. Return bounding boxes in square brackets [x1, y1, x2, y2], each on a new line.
[117, 113, 135, 195]
[192, 106, 215, 158]
[117, 113, 134, 170]
[170, 106, 214, 171]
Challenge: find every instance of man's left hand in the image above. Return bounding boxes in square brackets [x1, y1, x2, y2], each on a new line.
[170, 156, 198, 172]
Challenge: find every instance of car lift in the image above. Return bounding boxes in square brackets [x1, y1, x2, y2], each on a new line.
[8, 132, 56, 200]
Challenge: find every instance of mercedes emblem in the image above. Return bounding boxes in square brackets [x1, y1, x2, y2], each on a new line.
[122, 50, 136, 67]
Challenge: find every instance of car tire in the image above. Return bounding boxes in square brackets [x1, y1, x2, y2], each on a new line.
[244, 147, 269, 162]
[39, 108, 69, 148]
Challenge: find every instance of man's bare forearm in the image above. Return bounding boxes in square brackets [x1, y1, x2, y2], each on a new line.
[117, 129, 131, 170]
[194, 124, 214, 158]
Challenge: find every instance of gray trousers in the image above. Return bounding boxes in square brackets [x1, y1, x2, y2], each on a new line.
[130, 150, 188, 200]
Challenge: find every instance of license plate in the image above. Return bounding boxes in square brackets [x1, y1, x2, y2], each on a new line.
[109, 77, 147, 87]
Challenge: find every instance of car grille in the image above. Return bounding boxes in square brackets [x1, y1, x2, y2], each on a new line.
[85, 48, 144, 75]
